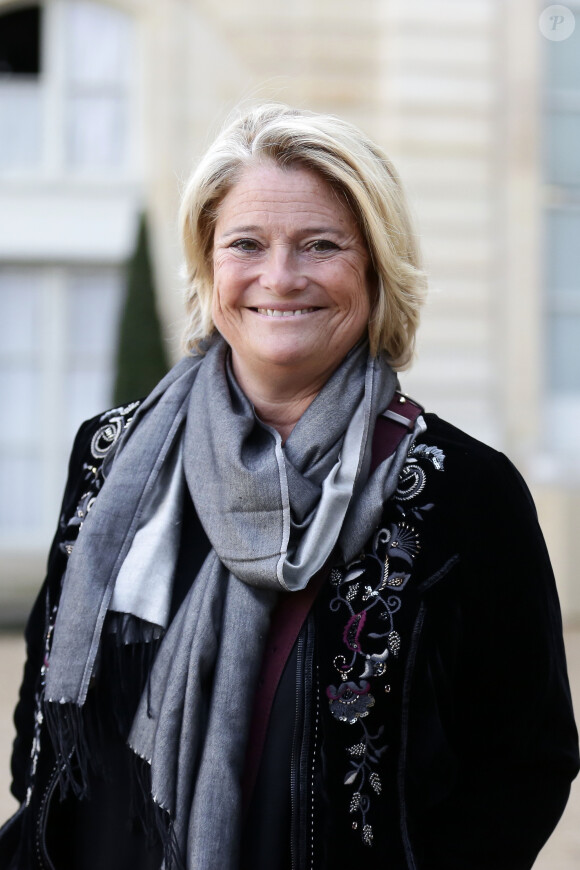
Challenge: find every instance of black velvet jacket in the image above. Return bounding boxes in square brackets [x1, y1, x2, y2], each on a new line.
[1, 406, 578, 870]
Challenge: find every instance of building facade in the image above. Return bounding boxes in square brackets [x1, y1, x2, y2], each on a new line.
[1, 0, 578, 621]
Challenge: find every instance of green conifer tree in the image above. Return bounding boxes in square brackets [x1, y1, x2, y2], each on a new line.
[113, 213, 169, 405]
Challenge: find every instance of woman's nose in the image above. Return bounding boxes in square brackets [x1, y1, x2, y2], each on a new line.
[259, 247, 308, 294]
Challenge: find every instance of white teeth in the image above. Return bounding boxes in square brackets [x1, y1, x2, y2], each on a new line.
[257, 308, 315, 317]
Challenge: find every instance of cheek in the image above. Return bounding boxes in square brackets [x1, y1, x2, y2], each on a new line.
[212, 263, 238, 314]
[337, 263, 372, 317]
[212, 256, 252, 301]
[210, 276, 233, 332]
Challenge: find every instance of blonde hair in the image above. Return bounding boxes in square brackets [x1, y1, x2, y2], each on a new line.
[179, 103, 427, 369]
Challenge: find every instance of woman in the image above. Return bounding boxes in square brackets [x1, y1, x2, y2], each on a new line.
[1, 104, 578, 870]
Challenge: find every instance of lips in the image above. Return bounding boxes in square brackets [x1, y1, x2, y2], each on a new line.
[255, 307, 318, 317]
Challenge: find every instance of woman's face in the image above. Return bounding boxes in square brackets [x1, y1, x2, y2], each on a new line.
[212, 162, 372, 391]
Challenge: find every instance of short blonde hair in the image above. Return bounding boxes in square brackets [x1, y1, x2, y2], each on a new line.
[179, 103, 427, 369]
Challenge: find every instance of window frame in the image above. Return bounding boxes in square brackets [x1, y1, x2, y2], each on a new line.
[0, 0, 142, 181]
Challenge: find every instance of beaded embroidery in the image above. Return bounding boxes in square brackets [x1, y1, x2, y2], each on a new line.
[326, 437, 445, 846]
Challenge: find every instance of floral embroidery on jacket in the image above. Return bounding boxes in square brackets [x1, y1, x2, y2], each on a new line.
[326, 437, 445, 846]
[59, 401, 140, 557]
[25, 402, 141, 807]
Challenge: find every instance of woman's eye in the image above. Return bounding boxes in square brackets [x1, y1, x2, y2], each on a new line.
[231, 239, 259, 252]
[310, 239, 339, 253]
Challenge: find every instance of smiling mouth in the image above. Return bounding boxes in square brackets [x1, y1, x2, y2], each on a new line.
[254, 307, 319, 317]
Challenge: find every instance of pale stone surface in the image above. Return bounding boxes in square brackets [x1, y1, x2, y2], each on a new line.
[0, 630, 578, 863]
[0, 632, 24, 825]
[0, 0, 579, 636]
[535, 629, 580, 869]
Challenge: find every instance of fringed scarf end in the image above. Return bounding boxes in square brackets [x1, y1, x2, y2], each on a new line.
[42, 699, 95, 800]
[130, 751, 186, 870]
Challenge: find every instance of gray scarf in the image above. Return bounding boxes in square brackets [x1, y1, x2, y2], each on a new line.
[45, 337, 421, 869]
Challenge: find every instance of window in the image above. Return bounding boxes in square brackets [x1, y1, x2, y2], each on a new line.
[0, 5, 42, 170]
[542, 2, 580, 451]
[0, 1, 141, 549]
[0, 0, 136, 175]
[0, 6, 41, 74]
[0, 264, 123, 545]
[64, 1, 134, 169]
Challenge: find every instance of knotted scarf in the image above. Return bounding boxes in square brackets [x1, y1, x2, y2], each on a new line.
[45, 336, 424, 868]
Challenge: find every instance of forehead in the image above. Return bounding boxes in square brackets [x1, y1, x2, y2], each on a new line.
[214, 161, 358, 229]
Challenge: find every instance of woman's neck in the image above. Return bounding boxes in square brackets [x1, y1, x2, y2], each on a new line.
[250, 392, 317, 442]
[231, 355, 328, 442]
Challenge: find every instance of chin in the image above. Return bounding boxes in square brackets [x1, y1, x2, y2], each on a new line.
[257, 350, 313, 370]
[248, 337, 316, 367]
